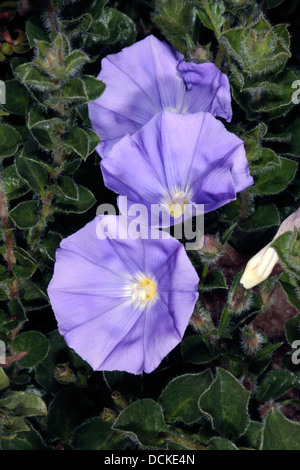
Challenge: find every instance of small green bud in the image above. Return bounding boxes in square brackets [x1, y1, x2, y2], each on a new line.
[100, 407, 116, 422]
[54, 362, 76, 384]
[1, 42, 13, 55]
[111, 391, 128, 409]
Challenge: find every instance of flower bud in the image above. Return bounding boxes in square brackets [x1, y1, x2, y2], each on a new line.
[190, 301, 213, 333]
[197, 234, 223, 263]
[241, 207, 300, 290]
[259, 400, 278, 420]
[54, 362, 76, 384]
[240, 324, 264, 355]
[100, 407, 116, 422]
[111, 391, 128, 409]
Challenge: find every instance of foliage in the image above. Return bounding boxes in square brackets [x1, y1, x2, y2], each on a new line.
[0, 0, 299, 451]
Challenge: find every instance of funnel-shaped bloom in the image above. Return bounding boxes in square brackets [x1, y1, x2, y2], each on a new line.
[47, 216, 199, 375]
[88, 35, 232, 156]
[101, 111, 253, 226]
[240, 207, 300, 289]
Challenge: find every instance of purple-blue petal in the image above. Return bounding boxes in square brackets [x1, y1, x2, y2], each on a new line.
[177, 61, 232, 122]
[88, 35, 232, 156]
[47, 216, 199, 375]
[101, 111, 253, 224]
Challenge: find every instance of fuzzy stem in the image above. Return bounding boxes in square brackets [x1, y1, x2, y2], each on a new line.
[215, 41, 225, 68]
[0, 172, 18, 299]
[200, 262, 209, 286]
[28, 188, 55, 253]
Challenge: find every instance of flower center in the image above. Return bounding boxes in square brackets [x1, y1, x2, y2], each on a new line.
[162, 186, 192, 218]
[131, 277, 157, 304]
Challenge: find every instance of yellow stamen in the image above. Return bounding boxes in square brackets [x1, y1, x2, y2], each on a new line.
[131, 277, 157, 303]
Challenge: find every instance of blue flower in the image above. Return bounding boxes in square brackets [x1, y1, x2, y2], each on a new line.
[88, 35, 232, 156]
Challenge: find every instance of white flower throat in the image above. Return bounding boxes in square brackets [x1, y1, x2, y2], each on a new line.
[125, 273, 158, 308]
[162, 185, 193, 218]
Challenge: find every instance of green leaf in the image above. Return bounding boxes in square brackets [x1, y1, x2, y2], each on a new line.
[285, 312, 300, 345]
[253, 157, 297, 196]
[57, 175, 79, 200]
[15, 155, 48, 195]
[243, 420, 263, 449]
[159, 371, 212, 425]
[196, 0, 225, 34]
[12, 249, 37, 279]
[181, 335, 215, 364]
[199, 368, 250, 440]
[152, 0, 197, 53]
[65, 128, 90, 160]
[0, 391, 47, 417]
[64, 50, 90, 76]
[0, 368, 9, 391]
[272, 230, 300, 278]
[279, 272, 300, 312]
[72, 417, 130, 450]
[0, 423, 49, 450]
[15, 63, 59, 92]
[0, 124, 22, 158]
[208, 437, 238, 450]
[2, 79, 30, 116]
[199, 268, 228, 290]
[261, 409, 300, 450]
[248, 342, 283, 376]
[9, 298, 26, 322]
[112, 399, 168, 448]
[13, 331, 49, 368]
[221, 15, 290, 79]
[41, 231, 62, 261]
[249, 148, 280, 175]
[81, 75, 106, 102]
[47, 388, 96, 442]
[244, 123, 267, 162]
[240, 203, 280, 231]
[54, 184, 96, 213]
[256, 369, 295, 403]
[35, 329, 92, 394]
[25, 15, 49, 48]
[9, 200, 37, 228]
[1, 164, 30, 201]
[284, 118, 300, 158]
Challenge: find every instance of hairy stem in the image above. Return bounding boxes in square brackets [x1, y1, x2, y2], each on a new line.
[0, 172, 18, 299]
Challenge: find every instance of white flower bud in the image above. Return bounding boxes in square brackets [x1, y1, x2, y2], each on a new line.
[240, 207, 300, 289]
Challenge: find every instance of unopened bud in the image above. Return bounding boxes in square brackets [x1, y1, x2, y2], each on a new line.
[192, 44, 211, 62]
[100, 407, 116, 422]
[259, 400, 278, 420]
[190, 302, 213, 333]
[240, 324, 264, 355]
[240, 208, 300, 290]
[258, 277, 277, 310]
[197, 234, 222, 263]
[111, 391, 128, 409]
[229, 285, 253, 315]
[54, 362, 76, 384]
